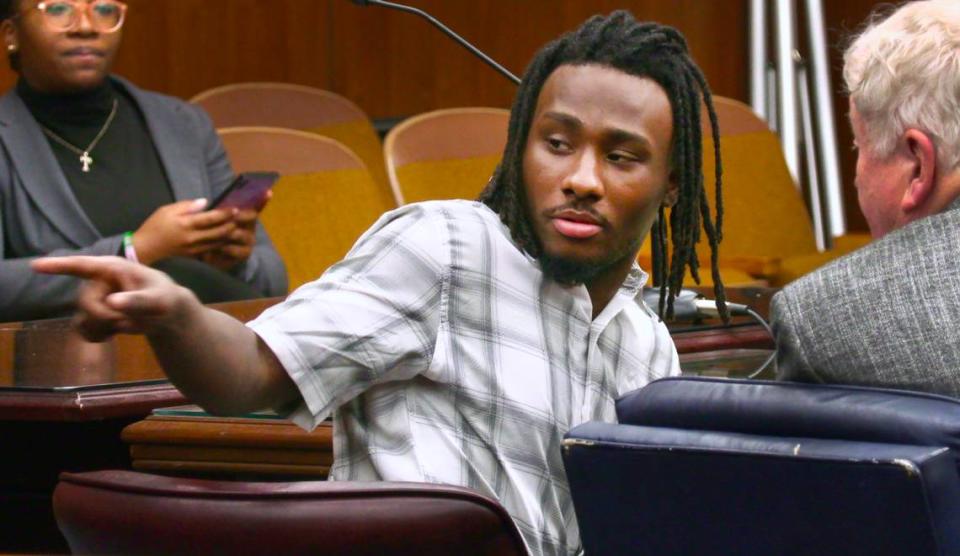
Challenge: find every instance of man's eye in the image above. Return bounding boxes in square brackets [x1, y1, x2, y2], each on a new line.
[607, 152, 637, 163]
[547, 138, 568, 151]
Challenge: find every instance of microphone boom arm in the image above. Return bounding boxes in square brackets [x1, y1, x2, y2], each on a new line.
[354, 0, 521, 85]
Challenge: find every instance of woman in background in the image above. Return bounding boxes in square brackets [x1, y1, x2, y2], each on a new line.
[0, 0, 287, 322]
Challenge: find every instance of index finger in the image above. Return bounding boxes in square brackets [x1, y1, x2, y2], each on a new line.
[32, 255, 133, 281]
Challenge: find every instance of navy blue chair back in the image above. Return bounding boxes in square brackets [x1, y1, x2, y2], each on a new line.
[619, 376, 960, 472]
[562, 377, 960, 556]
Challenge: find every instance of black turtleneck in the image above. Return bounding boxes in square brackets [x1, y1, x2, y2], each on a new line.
[16, 78, 174, 238]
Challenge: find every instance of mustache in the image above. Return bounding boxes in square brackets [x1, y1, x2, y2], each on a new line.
[542, 203, 609, 227]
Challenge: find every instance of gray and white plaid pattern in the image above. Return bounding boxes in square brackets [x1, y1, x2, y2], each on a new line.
[249, 200, 679, 556]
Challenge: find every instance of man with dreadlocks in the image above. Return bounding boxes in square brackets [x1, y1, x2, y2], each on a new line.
[33, 11, 723, 555]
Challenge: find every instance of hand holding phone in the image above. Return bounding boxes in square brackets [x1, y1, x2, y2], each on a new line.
[209, 171, 280, 211]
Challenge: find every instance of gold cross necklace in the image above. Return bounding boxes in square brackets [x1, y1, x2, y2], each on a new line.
[40, 98, 119, 173]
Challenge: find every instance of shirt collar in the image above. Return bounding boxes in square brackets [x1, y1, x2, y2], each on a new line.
[621, 262, 647, 298]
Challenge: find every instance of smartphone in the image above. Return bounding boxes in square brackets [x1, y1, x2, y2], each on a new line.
[209, 171, 280, 210]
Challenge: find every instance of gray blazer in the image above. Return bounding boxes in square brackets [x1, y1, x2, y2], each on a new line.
[772, 198, 960, 397]
[0, 76, 287, 322]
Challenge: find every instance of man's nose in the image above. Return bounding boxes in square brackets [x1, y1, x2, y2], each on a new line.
[564, 148, 603, 198]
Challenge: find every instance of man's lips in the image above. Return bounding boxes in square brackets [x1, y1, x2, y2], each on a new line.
[548, 209, 605, 239]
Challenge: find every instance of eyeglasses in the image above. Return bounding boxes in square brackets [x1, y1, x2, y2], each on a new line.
[25, 1, 127, 33]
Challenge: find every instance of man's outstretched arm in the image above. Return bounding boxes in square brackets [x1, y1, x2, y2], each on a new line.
[32, 256, 299, 416]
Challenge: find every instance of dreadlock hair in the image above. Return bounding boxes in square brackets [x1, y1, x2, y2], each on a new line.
[478, 10, 727, 321]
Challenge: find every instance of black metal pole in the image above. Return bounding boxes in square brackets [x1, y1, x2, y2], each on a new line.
[355, 0, 521, 86]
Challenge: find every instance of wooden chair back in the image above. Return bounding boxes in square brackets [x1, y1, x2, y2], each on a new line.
[384, 107, 509, 205]
[194, 83, 389, 188]
[219, 126, 395, 290]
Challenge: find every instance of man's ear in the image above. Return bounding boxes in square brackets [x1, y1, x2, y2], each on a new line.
[900, 129, 937, 212]
[662, 170, 679, 208]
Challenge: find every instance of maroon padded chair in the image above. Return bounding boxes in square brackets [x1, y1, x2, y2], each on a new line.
[53, 470, 528, 556]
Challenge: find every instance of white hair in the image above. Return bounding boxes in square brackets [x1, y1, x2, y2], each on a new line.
[844, 0, 960, 172]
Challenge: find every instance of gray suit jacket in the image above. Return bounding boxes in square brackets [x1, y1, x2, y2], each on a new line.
[772, 198, 960, 397]
[0, 76, 287, 322]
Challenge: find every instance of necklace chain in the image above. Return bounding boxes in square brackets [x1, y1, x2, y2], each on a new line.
[40, 98, 119, 173]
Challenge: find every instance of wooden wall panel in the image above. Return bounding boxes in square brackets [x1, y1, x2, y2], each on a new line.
[330, 0, 749, 117]
[0, 1, 749, 115]
[114, 0, 334, 99]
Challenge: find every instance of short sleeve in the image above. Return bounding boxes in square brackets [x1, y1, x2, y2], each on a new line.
[247, 205, 448, 429]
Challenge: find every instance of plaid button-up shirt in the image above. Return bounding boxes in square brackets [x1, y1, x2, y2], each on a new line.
[249, 200, 679, 556]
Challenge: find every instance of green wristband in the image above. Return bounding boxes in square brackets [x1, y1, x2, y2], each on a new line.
[122, 231, 139, 263]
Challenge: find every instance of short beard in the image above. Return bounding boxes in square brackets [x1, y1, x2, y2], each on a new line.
[538, 235, 643, 286]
